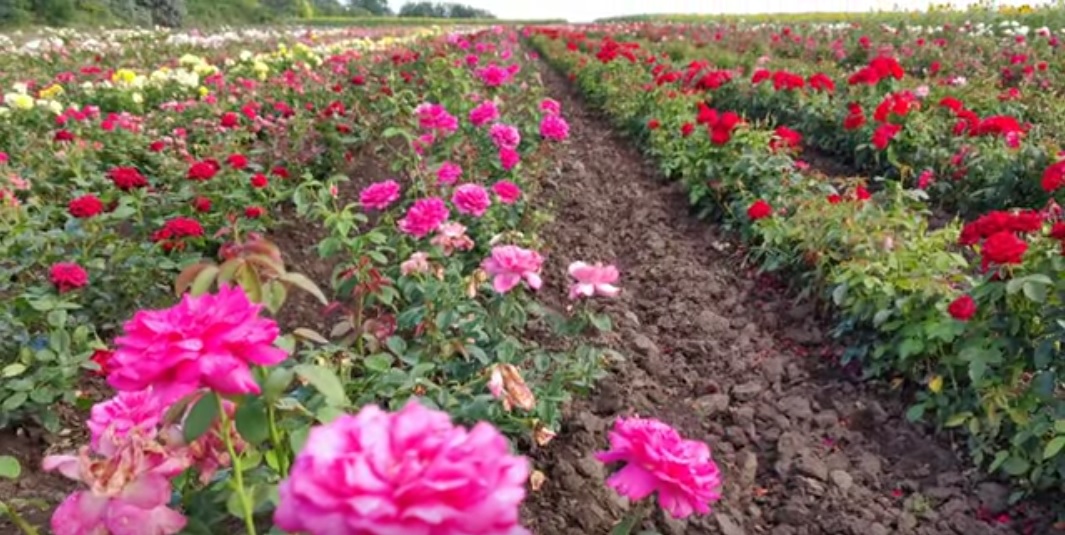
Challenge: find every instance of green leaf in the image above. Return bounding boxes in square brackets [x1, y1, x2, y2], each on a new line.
[0, 455, 22, 479]
[1005, 277, 1025, 295]
[969, 359, 987, 383]
[944, 412, 971, 427]
[294, 364, 349, 406]
[989, 450, 1010, 472]
[292, 328, 329, 345]
[289, 427, 310, 454]
[1023, 281, 1048, 303]
[1054, 420, 1065, 434]
[1001, 455, 1031, 476]
[590, 313, 613, 332]
[904, 403, 926, 422]
[263, 367, 295, 402]
[1044, 436, 1065, 460]
[1, 364, 27, 378]
[280, 272, 328, 305]
[235, 400, 270, 445]
[386, 336, 407, 356]
[2, 392, 28, 412]
[364, 353, 393, 373]
[831, 283, 848, 306]
[183, 395, 220, 443]
[190, 264, 220, 296]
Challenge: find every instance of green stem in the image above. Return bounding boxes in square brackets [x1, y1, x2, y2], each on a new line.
[0, 501, 41, 535]
[609, 500, 651, 535]
[266, 403, 289, 477]
[216, 394, 257, 535]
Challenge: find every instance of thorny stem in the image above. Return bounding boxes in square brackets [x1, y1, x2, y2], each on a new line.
[216, 394, 257, 535]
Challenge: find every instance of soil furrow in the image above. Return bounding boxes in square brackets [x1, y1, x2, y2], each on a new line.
[522, 56, 1037, 535]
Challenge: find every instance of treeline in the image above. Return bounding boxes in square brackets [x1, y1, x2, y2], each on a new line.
[0, 0, 494, 28]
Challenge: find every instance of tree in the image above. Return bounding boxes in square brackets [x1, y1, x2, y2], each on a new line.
[398, 1, 492, 18]
[351, 0, 389, 15]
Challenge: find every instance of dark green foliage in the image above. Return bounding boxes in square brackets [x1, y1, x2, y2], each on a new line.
[398, 1, 494, 19]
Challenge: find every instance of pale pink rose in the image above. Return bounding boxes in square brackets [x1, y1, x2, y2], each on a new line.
[437, 161, 463, 185]
[489, 123, 521, 150]
[87, 389, 163, 454]
[107, 285, 286, 404]
[452, 183, 491, 217]
[499, 147, 520, 171]
[568, 261, 621, 300]
[488, 367, 504, 398]
[492, 180, 522, 204]
[401, 251, 431, 275]
[398, 197, 449, 238]
[539, 115, 570, 142]
[596, 417, 722, 519]
[359, 180, 401, 211]
[539, 98, 561, 116]
[469, 100, 499, 126]
[43, 434, 190, 535]
[431, 222, 475, 255]
[274, 402, 531, 535]
[481, 245, 543, 294]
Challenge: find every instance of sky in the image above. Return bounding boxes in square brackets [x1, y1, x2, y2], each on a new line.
[390, 0, 1048, 22]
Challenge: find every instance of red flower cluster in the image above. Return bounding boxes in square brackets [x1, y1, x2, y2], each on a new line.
[959, 210, 1042, 268]
[872, 124, 901, 150]
[151, 216, 205, 252]
[848, 56, 905, 85]
[1043, 160, 1065, 192]
[696, 103, 741, 145]
[769, 126, 802, 153]
[843, 103, 865, 130]
[747, 199, 772, 220]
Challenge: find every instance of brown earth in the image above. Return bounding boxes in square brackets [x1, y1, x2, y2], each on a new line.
[519, 55, 1058, 535]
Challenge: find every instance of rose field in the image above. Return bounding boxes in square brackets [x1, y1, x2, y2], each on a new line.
[2, 8, 1065, 535]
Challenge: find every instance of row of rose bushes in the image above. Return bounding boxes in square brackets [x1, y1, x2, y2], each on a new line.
[529, 27, 1065, 496]
[1, 26, 727, 535]
[0, 28, 423, 430]
[565, 22, 1065, 218]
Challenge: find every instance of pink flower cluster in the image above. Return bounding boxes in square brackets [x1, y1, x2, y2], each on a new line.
[482, 245, 543, 294]
[492, 180, 522, 204]
[469, 100, 500, 126]
[437, 161, 463, 185]
[540, 98, 561, 116]
[490, 123, 521, 150]
[476, 63, 519, 87]
[540, 114, 570, 142]
[274, 402, 531, 535]
[414, 102, 458, 135]
[106, 284, 287, 404]
[596, 416, 722, 519]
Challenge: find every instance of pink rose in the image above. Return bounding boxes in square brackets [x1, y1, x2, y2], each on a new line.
[437, 161, 463, 185]
[274, 402, 531, 535]
[567, 261, 621, 300]
[481, 245, 543, 294]
[539, 114, 570, 142]
[489, 123, 521, 150]
[398, 197, 449, 238]
[359, 180, 401, 211]
[452, 183, 491, 217]
[469, 100, 499, 126]
[492, 180, 522, 204]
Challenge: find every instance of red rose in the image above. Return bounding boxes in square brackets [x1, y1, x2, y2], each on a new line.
[947, 294, 976, 321]
[827, 194, 842, 204]
[68, 194, 104, 218]
[250, 173, 268, 189]
[648, 119, 660, 130]
[149, 140, 165, 152]
[747, 199, 772, 220]
[982, 231, 1027, 265]
[191, 196, 212, 213]
[220, 111, 239, 128]
[855, 186, 871, 201]
[54, 130, 75, 142]
[681, 122, 694, 137]
[226, 153, 248, 170]
[187, 159, 220, 181]
[90, 349, 113, 376]
[49, 262, 88, 293]
[245, 206, 265, 219]
[271, 166, 290, 179]
[1050, 222, 1065, 240]
[1042, 161, 1065, 193]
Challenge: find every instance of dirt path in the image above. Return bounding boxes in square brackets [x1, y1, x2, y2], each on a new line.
[521, 57, 1045, 535]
